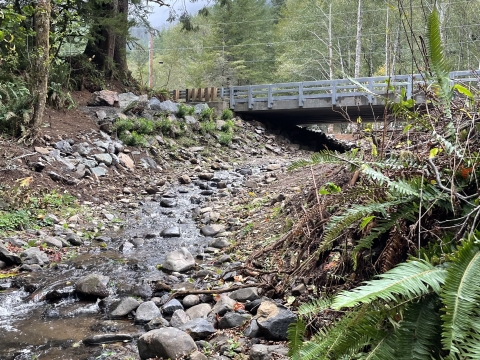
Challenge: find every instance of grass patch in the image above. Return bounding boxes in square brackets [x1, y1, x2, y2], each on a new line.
[218, 132, 233, 145]
[200, 107, 215, 122]
[221, 109, 234, 121]
[201, 120, 217, 135]
[176, 104, 195, 118]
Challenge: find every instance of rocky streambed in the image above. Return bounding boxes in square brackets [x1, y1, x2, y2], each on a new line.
[0, 163, 296, 360]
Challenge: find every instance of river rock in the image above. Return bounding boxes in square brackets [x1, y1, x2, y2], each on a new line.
[201, 224, 225, 237]
[160, 198, 177, 208]
[20, 247, 49, 266]
[170, 309, 191, 328]
[41, 236, 63, 249]
[83, 333, 133, 345]
[55, 140, 73, 154]
[135, 301, 161, 324]
[162, 248, 195, 272]
[250, 344, 289, 360]
[179, 174, 192, 184]
[145, 316, 170, 331]
[90, 166, 108, 177]
[256, 300, 296, 340]
[198, 173, 215, 180]
[218, 312, 252, 329]
[211, 294, 236, 316]
[266, 164, 281, 171]
[186, 303, 212, 319]
[161, 226, 181, 238]
[244, 319, 261, 338]
[118, 153, 135, 171]
[110, 297, 140, 318]
[190, 350, 208, 360]
[137, 328, 197, 360]
[75, 274, 110, 298]
[208, 238, 230, 249]
[94, 153, 113, 166]
[229, 287, 260, 302]
[162, 298, 184, 315]
[65, 233, 82, 246]
[182, 294, 200, 308]
[180, 318, 216, 340]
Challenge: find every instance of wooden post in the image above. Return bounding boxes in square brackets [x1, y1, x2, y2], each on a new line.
[173, 90, 179, 101]
[190, 89, 197, 102]
[198, 88, 204, 102]
[211, 87, 217, 101]
[204, 88, 210, 102]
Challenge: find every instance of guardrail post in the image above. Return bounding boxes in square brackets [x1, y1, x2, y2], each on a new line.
[407, 75, 413, 99]
[248, 86, 253, 109]
[367, 78, 373, 103]
[268, 85, 273, 108]
[299, 83, 304, 107]
[230, 87, 235, 109]
[332, 80, 337, 106]
[172, 90, 179, 101]
[211, 87, 217, 101]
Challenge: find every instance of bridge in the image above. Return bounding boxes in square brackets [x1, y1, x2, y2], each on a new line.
[170, 70, 479, 124]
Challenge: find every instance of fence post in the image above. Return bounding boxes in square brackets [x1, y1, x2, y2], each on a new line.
[407, 75, 413, 99]
[198, 88, 204, 102]
[212, 87, 217, 101]
[172, 90, 179, 101]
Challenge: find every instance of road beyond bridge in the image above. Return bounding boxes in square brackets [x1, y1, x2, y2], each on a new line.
[172, 70, 479, 125]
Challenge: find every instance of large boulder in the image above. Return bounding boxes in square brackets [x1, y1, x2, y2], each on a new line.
[162, 248, 195, 272]
[211, 294, 236, 316]
[218, 312, 252, 329]
[256, 300, 296, 340]
[137, 328, 197, 360]
[250, 344, 289, 360]
[159, 100, 180, 113]
[118, 92, 139, 108]
[89, 90, 119, 107]
[162, 298, 184, 316]
[75, 274, 110, 298]
[20, 247, 49, 266]
[0, 242, 22, 265]
[229, 287, 260, 302]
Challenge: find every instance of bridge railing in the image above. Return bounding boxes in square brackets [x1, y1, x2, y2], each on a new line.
[169, 70, 479, 109]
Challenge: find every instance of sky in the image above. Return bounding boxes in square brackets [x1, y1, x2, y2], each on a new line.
[148, 0, 210, 30]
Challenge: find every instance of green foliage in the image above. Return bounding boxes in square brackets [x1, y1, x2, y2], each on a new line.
[221, 119, 235, 133]
[119, 131, 146, 146]
[177, 104, 195, 118]
[201, 120, 217, 134]
[0, 81, 33, 136]
[200, 107, 215, 121]
[0, 209, 31, 231]
[218, 132, 232, 145]
[221, 109, 234, 121]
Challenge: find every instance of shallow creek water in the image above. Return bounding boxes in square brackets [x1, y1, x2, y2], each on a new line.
[0, 170, 243, 359]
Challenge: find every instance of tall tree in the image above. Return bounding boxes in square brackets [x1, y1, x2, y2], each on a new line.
[31, 0, 50, 134]
[354, 0, 362, 77]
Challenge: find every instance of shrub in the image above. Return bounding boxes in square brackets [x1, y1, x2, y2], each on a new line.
[119, 131, 146, 146]
[136, 118, 155, 135]
[155, 118, 173, 135]
[177, 104, 194, 118]
[221, 109, 234, 121]
[218, 132, 232, 145]
[114, 118, 134, 133]
[221, 119, 235, 133]
[200, 107, 215, 122]
[201, 120, 216, 135]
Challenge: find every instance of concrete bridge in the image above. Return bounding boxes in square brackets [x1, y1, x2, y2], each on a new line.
[171, 70, 479, 124]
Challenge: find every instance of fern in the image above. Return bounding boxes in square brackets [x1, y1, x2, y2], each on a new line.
[298, 296, 333, 317]
[393, 296, 442, 360]
[323, 200, 404, 249]
[360, 165, 419, 197]
[287, 319, 306, 357]
[353, 202, 418, 269]
[332, 260, 447, 309]
[441, 235, 480, 358]
[427, 7, 452, 119]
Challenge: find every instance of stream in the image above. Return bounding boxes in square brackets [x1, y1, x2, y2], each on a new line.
[0, 169, 246, 360]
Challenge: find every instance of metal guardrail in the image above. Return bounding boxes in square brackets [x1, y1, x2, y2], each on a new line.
[170, 70, 480, 109]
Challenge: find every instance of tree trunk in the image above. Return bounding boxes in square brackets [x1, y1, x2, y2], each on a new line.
[328, 3, 333, 80]
[114, 0, 128, 74]
[32, 0, 50, 133]
[354, 0, 362, 77]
